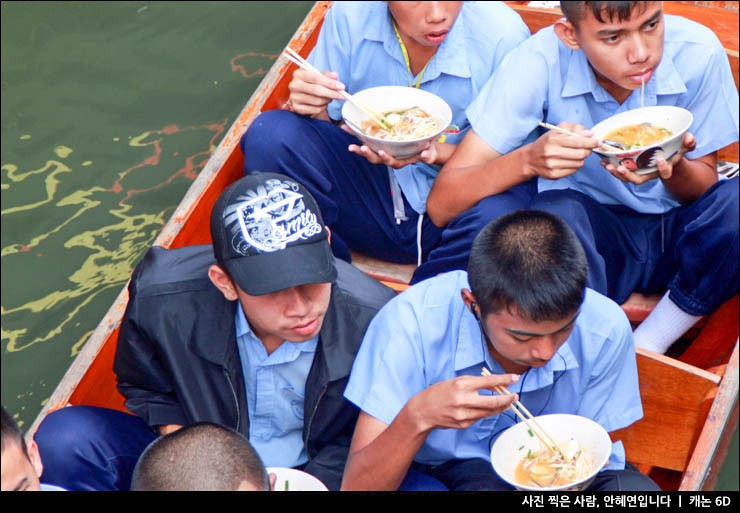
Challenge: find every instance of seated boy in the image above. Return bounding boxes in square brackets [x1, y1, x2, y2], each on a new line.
[341, 210, 660, 491]
[241, 1, 532, 283]
[113, 172, 396, 491]
[427, 1, 739, 354]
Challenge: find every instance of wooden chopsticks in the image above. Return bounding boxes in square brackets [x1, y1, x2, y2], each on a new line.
[481, 366, 566, 458]
[283, 46, 392, 130]
[538, 122, 623, 152]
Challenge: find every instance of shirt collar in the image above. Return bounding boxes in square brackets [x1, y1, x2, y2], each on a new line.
[234, 304, 317, 357]
[562, 45, 687, 102]
[455, 309, 579, 389]
[363, 4, 471, 83]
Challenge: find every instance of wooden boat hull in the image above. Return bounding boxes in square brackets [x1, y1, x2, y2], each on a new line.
[27, 1, 738, 492]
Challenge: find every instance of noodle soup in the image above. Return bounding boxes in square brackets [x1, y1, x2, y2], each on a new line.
[603, 123, 673, 150]
[341, 85, 452, 159]
[490, 413, 611, 491]
[359, 106, 442, 141]
[514, 439, 594, 489]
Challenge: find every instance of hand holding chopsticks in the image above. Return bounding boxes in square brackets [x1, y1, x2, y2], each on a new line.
[283, 46, 392, 130]
[481, 367, 567, 458]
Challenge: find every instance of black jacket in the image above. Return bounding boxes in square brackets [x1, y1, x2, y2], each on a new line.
[113, 245, 395, 490]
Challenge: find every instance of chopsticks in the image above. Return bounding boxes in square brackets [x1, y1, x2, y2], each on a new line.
[481, 366, 566, 458]
[538, 122, 623, 151]
[283, 46, 392, 130]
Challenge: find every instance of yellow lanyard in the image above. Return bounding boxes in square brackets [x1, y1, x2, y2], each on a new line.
[392, 20, 429, 89]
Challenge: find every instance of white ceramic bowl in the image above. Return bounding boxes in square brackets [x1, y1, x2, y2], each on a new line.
[266, 467, 329, 491]
[341, 85, 452, 160]
[490, 413, 611, 491]
[590, 105, 693, 174]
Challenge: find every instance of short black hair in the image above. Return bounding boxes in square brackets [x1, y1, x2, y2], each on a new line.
[467, 210, 586, 322]
[560, 1, 651, 28]
[131, 422, 270, 491]
[1, 405, 27, 457]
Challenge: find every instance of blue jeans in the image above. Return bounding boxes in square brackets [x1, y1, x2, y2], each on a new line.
[530, 178, 739, 314]
[34, 405, 157, 491]
[241, 110, 536, 284]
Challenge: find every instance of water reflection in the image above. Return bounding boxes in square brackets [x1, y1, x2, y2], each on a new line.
[1, 1, 313, 426]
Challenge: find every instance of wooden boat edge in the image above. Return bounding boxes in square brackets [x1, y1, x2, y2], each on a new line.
[680, 341, 739, 490]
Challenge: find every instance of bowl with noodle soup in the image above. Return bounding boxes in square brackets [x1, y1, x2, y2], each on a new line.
[490, 413, 612, 491]
[341, 85, 452, 160]
[591, 105, 693, 175]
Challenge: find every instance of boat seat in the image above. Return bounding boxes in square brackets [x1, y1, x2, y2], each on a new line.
[349, 250, 665, 322]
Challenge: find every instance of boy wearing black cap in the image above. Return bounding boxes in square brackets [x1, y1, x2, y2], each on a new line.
[108, 171, 396, 490]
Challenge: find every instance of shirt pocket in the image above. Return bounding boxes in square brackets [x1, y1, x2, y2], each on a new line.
[276, 384, 305, 434]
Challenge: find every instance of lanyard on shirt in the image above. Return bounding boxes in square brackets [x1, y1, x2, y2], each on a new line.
[392, 20, 429, 89]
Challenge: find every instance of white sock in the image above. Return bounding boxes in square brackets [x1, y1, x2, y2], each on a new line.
[633, 291, 703, 354]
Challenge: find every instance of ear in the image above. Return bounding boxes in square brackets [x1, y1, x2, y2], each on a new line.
[26, 440, 44, 479]
[326, 226, 332, 244]
[460, 288, 477, 311]
[208, 264, 239, 301]
[554, 18, 581, 50]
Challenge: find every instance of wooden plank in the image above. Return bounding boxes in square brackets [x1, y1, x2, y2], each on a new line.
[610, 348, 721, 472]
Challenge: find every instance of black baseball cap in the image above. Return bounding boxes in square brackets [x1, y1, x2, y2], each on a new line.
[210, 171, 337, 295]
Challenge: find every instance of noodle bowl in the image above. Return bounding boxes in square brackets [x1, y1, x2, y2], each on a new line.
[342, 85, 452, 160]
[490, 413, 611, 491]
[591, 106, 693, 174]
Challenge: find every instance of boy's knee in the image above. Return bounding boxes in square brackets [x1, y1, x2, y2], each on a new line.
[243, 110, 299, 145]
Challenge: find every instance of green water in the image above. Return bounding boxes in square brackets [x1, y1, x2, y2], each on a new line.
[1, 0, 313, 422]
[1, 0, 737, 491]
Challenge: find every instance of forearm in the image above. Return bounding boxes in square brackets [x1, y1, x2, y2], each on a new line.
[341, 407, 430, 491]
[662, 154, 718, 204]
[427, 145, 533, 227]
[157, 424, 182, 435]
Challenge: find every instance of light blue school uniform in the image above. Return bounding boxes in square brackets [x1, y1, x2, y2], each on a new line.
[235, 306, 317, 468]
[467, 15, 739, 214]
[309, 0, 530, 215]
[344, 271, 642, 470]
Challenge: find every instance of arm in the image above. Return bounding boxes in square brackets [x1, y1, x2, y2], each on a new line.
[113, 281, 190, 429]
[341, 374, 519, 490]
[157, 424, 182, 436]
[427, 125, 600, 227]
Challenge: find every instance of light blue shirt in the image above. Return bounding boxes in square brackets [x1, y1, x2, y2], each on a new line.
[468, 15, 739, 214]
[235, 305, 317, 468]
[309, 1, 530, 214]
[344, 271, 643, 470]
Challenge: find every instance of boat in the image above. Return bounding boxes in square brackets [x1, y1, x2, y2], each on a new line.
[26, 1, 739, 491]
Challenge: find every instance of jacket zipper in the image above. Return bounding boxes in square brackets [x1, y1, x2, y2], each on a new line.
[304, 383, 328, 455]
[224, 369, 241, 433]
